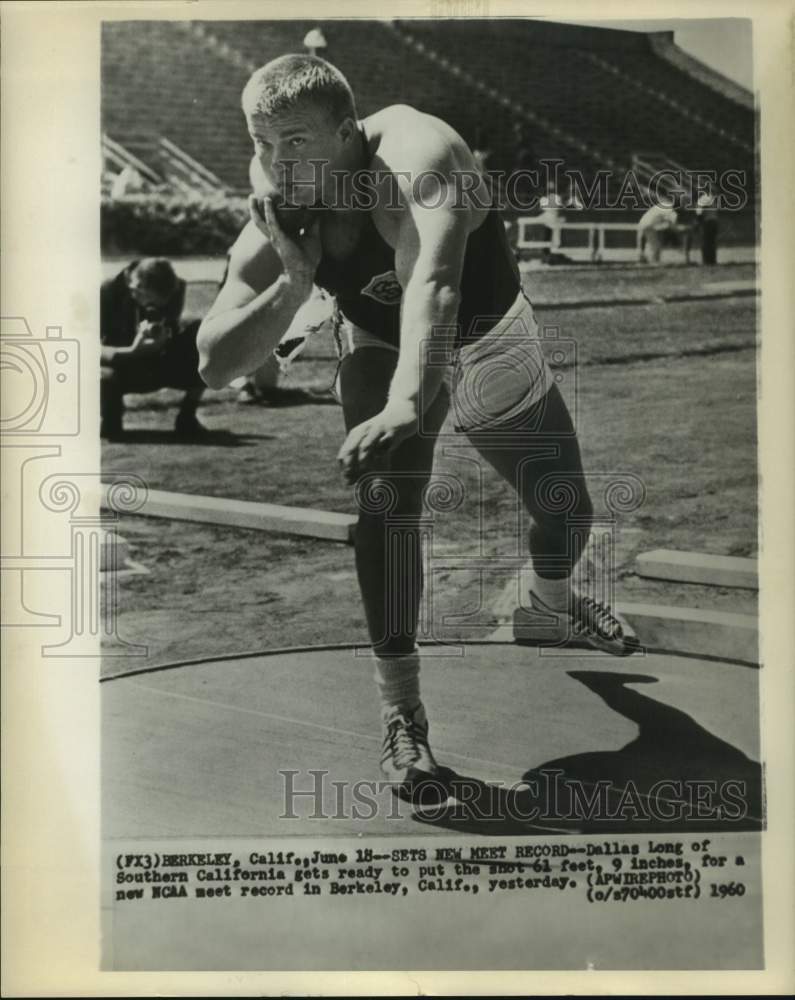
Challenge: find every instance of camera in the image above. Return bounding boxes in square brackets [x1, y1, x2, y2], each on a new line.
[0, 318, 80, 435]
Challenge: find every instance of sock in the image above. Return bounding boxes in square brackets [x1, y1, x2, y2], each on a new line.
[530, 571, 572, 612]
[372, 649, 421, 718]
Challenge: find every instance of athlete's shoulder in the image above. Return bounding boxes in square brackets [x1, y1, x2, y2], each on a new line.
[365, 104, 434, 132]
[365, 105, 472, 175]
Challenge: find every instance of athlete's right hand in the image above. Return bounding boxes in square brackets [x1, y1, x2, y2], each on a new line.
[249, 194, 321, 295]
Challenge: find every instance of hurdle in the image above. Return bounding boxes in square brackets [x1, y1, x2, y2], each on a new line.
[99, 484, 356, 543]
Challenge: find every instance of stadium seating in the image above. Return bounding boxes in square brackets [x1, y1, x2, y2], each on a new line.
[102, 18, 755, 207]
[102, 21, 253, 189]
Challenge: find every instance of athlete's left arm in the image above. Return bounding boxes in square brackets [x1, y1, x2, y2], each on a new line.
[337, 144, 470, 481]
[390, 166, 469, 409]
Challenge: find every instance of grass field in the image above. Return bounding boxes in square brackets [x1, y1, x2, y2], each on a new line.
[102, 265, 758, 674]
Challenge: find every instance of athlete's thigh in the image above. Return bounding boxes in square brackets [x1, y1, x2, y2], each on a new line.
[339, 347, 449, 499]
[338, 347, 396, 432]
[467, 383, 590, 520]
[390, 377, 450, 481]
[378, 385, 450, 516]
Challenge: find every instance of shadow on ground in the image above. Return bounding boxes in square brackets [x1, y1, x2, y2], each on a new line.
[105, 429, 277, 447]
[412, 670, 762, 836]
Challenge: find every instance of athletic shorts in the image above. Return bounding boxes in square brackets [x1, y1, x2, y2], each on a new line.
[335, 290, 552, 433]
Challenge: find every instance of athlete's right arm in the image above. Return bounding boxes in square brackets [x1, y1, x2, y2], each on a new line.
[197, 217, 312, 389]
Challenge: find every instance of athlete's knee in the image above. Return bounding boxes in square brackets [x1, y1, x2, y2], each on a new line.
[573, 481, 594, 528]
[353, 472, 426, 523]
[532, 473, 592, 528]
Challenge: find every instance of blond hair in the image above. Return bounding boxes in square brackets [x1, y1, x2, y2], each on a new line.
[242, 54, 356, 125]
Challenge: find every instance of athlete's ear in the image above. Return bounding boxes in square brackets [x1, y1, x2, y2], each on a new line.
[337, 116, 357, 145]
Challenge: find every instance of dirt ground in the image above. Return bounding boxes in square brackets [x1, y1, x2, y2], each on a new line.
[102, 266, 758, 675]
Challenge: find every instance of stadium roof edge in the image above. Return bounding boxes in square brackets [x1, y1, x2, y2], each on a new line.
[649, 33, 754, 110]
[398, 17, 655, 52]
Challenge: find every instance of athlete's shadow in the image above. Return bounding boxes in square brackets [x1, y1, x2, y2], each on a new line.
[413, 671, 763, 836]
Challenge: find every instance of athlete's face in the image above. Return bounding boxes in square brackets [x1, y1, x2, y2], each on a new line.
[248, 101, 356, 206]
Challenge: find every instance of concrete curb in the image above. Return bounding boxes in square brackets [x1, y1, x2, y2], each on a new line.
[100, 484, 356, 543]
[636, 548, 758, 590]
[616, 602, 758, 664]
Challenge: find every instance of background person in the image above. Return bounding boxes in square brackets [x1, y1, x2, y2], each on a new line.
[637, 198, 678, 264]
[100, 257, 206, 439]
[673, 195, 700, 265]
[696, 188, 719, 265]
[535, 187, 566, 262]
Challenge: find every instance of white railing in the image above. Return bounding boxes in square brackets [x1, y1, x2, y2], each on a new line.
[101, 134, 162, 184]
[102, 133, 226, 193]
[158, 137, 225, 192]
[517, 218, 642, 261]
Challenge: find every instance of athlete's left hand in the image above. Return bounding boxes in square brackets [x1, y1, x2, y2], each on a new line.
[337, 399, 419, 482]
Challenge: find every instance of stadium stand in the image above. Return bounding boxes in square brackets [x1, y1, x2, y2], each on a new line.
[102, 19, 755, 222]
[102, 20, 253, 189]
[398, 20, 754, 190]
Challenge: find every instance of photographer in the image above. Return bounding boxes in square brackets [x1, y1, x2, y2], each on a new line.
[100, 258, 206, 439]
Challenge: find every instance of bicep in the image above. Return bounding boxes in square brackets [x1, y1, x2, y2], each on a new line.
[393, 186, 470, 294]
[204, 221, 284, 319]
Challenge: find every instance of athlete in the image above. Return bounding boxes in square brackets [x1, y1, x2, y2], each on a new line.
[198, 55, 639, 800]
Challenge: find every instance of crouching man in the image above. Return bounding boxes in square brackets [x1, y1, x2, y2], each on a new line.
[101, 257, 206, 439]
